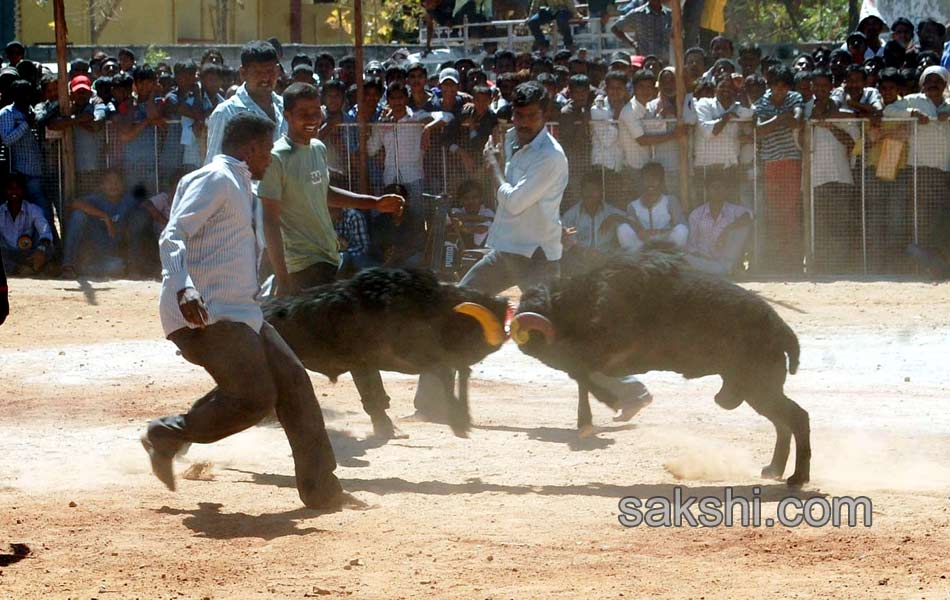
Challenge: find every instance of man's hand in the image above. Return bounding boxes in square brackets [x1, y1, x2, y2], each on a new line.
[911, 109, 930, 125]
[177, 287, 209, 328]
[561, 226, 577, 248]
[30, 250, 46, 272]
[483, 139, 501, 168]
[101, 216, 116, 239]
[376, 194, 405, 218]
[600, 214, 625, 233]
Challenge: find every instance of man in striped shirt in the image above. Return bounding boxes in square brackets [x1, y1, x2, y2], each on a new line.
[753, 65, 804, 272]
[141, 112, 346, 510]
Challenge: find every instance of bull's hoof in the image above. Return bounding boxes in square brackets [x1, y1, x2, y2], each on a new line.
[786, 472, 809, 489]
[370, 414, 408, 440]
[577, 424, 595, 439]
[614, 394, 653, 422]
[761, 464, 784, 480]
[450, 423, 470, 439]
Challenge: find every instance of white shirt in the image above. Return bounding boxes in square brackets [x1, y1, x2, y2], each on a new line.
[366, 108, 429, 185]
[617, 98, 653, 170]
[644, 94, 697, 174]
[883, 94, 950, 171]
[805, 101, 859, 187]
[694, 97, 754, 168]
[159, 155, 263, 337]
[487, 126, 568, 260]
[831, 86, 884, 112]
[0, 201, 51, 248]
[626, 194, 685, 231]
[204, 84, 287, 165]
[561, 201, 624, 253]
[589, 98, 625, 172]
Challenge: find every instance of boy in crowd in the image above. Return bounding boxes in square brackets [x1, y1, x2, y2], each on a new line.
[560, 172, 624, 276]
[47, 74, 112, 197]
[332, 205, 376, 275]
[449, 180, 494, 250]
[258, 82, 405, 438]
[117, 65, 165, 194]
[180, 63, 226, 169]
[0, 174, 53, 275]
[694, 74, 754, 205]
[609, 162, 688, 253]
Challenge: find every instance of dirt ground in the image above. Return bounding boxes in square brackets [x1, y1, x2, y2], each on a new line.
[2, 277, 950, 599]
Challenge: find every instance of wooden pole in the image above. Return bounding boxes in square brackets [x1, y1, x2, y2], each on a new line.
[669, 0, 690, 215]
[54, 0, 75, 212]
[354, 0, 368, 194]
[290, 0, 302, 43]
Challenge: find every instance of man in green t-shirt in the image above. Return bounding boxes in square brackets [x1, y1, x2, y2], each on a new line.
[260, 82, 405, 438]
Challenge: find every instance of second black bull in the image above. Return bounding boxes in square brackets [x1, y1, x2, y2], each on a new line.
[510, 251, 810, 487]
[263, 268, 509, 437]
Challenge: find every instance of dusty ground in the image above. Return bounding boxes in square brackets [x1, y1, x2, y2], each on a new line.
[1, 277, 950, 599]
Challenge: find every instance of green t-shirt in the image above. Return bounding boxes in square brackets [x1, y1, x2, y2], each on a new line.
[259, 136, 340, 272]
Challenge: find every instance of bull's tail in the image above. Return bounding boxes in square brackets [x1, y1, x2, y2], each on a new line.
[781, 320, 800, 375]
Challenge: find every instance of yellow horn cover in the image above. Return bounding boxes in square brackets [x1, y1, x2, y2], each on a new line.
[454, 302, 505, 346]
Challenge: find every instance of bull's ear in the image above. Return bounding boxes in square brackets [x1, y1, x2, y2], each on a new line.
[453, 302, 506, 347]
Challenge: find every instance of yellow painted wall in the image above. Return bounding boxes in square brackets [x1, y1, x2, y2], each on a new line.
[18, 0, 352, 46]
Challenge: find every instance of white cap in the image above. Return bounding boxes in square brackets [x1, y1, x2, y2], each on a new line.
[439, 67, 460, 84]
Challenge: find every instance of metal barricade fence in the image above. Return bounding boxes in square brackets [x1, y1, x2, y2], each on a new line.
[38, 115, 948, 277]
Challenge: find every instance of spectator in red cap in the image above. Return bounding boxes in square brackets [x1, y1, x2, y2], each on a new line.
[48, 74, 113, 196]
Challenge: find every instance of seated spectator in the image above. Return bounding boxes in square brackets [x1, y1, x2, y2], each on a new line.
[332, 206, 377, 275]
[449, 180, 494, 250]
[612, 162, 688, 253]
[526, 0, 578, 52]
[0, 174, 53, 275]
[560, 172, 624, 275]
[907, 205, 950, 279]
[0, 80, 53, 232]
[685, 172, 752, 275]
[61, 169, 151, 278]
[420, 0, 489, 54]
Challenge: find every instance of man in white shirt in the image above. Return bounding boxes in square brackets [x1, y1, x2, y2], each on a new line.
[141, 112, 346, 511]
[883, 66, 950, 252]
[611, 162, 689, 253]
[0, 174, 53, 275]
[685, 171, 752, 275]
[694, 75, 754, 203]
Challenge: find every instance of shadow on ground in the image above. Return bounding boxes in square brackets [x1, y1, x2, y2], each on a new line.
[155, 502, 332, 540]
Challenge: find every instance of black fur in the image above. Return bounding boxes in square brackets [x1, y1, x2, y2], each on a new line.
[515, 249, 810, 487]
[263, 268, 509, 436]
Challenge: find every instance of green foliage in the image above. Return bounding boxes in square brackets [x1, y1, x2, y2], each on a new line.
[326, 0, 426, 44]
[144, 44, 171, 66]
[725, 0, 852, 44]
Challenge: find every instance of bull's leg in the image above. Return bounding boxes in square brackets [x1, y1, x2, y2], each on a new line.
[352, 368, 406, 440]
[577, 382, 594, 438]
[748, 392, 811, 488]
[441, 367, 471, 438]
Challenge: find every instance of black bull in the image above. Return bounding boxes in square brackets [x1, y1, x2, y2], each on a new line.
[510, 252, 810, 487]
[263, 268, 509, 437]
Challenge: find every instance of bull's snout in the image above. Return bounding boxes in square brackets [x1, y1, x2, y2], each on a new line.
[453, 302, 506, 347]
[509, 312, 556, 345]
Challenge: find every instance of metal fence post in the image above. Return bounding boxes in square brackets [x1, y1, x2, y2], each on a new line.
[860, 120, 867, 274]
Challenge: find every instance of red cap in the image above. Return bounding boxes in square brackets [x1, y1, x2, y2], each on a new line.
[70, 75, 92, 93]
[631, 55, 646, 68]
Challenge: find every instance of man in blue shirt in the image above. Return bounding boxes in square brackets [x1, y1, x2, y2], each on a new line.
[61, 169, 147, 277]
[0, 79, 51, 230]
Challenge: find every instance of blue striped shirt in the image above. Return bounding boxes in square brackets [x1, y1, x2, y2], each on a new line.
[0, 104, 43, 176]
[753, 90, 803, 162]
[158, 155, 263, 337]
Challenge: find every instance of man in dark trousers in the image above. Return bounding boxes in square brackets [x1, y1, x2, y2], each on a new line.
[0, 259, 8, 326]
[140, 112, 346, 510]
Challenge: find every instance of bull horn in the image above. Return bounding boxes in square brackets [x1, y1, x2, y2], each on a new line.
[454, 302, 506, 347]
[509, 312, 555, 346]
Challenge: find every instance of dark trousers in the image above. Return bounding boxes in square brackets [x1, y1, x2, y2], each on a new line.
[290, 261, 391, 416]
[151, 321, 340, 504]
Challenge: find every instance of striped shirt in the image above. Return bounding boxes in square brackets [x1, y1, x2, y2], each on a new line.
[753, 90, 803, 162]
[158, 155, 263, 337]
[0, 104, 43, 176]
[613, 3, 672, 60]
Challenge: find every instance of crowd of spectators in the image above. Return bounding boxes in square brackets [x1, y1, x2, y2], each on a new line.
[1, 6, 949, 281]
